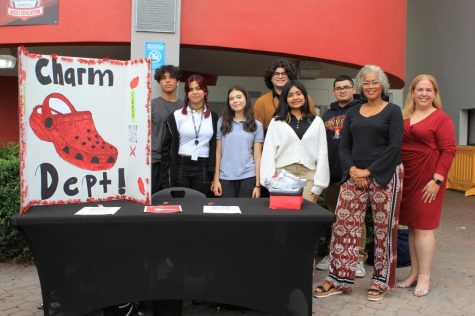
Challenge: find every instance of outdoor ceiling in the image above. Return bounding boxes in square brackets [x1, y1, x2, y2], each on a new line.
[0, 45, 359, 80]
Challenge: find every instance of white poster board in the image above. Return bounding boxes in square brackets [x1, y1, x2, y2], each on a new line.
[18, 47, 151, 213]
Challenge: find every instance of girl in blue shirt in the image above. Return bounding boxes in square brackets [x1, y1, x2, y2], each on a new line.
[212, 86, 264, 198]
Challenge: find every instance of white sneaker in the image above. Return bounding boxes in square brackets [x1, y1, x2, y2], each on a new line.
[315, 255, 330, 270]
[355, 260, 366, 278]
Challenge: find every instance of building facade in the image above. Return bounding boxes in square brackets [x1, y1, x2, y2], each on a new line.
[0, 0, 407, 143]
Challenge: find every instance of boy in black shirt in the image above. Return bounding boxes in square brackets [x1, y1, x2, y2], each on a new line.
[316, 75, 367, 278]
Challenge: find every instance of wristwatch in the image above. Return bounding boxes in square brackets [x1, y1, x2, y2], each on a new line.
[433, 178, 443, 186]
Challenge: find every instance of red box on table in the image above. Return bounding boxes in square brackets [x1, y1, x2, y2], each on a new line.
[268, 187, 304, 210]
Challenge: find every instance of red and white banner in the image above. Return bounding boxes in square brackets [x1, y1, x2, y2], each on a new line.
[18, 47, 151, 213]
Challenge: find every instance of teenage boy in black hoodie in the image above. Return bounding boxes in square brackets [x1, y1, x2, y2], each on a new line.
[316, 75, 367, 278]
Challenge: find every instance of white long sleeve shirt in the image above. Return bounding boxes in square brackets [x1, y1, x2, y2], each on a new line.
[260, 117, 330, 195]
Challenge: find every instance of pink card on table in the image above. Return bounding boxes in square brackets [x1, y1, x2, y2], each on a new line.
[144, 205, 182, 214]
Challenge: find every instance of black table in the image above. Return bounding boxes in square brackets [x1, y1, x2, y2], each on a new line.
[11, 198, 335, 316]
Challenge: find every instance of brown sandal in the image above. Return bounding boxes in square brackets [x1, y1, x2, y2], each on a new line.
[313, 285, 342, 298]
[367, 288, 386, 301]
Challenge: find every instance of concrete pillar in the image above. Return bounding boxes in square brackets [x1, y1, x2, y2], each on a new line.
[130, 0, 181, 99]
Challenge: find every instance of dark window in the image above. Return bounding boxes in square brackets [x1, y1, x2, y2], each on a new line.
[469, 109, 475, 145]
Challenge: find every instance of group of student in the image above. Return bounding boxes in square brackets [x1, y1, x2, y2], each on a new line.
[152, 59, 328, 202]
[151, 58, 456, 314]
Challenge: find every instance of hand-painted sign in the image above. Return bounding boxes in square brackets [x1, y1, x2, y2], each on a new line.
[18, 47, 151, 213]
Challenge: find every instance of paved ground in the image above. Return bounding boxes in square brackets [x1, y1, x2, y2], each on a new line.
[1, 190, 474, 315]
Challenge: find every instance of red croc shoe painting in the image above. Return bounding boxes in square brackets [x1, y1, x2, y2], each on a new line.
[29, 93, 118, 171]
[18, 47, 151, 213]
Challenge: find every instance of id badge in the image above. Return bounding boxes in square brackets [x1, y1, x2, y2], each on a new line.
[191, 147, 198, 161]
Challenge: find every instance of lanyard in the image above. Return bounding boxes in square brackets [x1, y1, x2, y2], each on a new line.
[190, 106, 204, 145]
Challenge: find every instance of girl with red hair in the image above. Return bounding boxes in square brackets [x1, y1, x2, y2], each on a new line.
[159, 74, 218, 195]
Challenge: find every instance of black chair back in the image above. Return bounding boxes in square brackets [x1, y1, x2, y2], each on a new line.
[152, 187, 206, 204]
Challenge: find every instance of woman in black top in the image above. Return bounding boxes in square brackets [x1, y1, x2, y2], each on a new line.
[314, 65, 403, 301]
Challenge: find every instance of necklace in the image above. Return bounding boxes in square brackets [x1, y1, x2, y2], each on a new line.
[190, 106, 204, 145]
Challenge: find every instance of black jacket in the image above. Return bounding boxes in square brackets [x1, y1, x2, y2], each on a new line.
[321, 98, 361, 182]
[159, 110, 218, 189]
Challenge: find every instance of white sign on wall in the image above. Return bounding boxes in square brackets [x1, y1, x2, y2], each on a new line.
[18, 47, 152, 213]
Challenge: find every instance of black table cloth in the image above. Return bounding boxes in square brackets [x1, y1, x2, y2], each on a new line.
[11, 198, 335, 316]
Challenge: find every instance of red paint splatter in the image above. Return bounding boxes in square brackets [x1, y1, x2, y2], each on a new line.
[138, 177, 145, 196]
[60, 57, 74, 63]
[20, 46, 43, 59]
[129, 145, 136, 157]
[130, 76, 139, 89]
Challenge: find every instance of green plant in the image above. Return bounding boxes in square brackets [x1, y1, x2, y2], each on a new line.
[0, 142, 32, 262]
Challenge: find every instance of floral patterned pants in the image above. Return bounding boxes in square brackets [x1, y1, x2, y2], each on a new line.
[325, 164, 403, 291]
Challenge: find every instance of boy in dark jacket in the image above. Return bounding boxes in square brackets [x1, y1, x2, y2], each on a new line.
[316, 75, 367, 278]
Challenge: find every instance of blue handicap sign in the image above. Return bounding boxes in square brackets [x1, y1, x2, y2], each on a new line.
[145, 42, 166, 72]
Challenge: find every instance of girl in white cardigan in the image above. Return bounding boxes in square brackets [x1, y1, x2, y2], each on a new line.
[260, 80, 329, 202]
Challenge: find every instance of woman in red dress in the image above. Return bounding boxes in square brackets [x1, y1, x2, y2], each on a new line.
[397, 74, 456, 297]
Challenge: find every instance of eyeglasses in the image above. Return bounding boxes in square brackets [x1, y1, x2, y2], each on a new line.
[334, 86, 353, 93]
[273, 71, 288, 78]
[362, 80, 380, 88]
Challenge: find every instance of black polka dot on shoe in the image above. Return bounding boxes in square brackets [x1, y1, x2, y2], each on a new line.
[44, 118, 53, 128]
